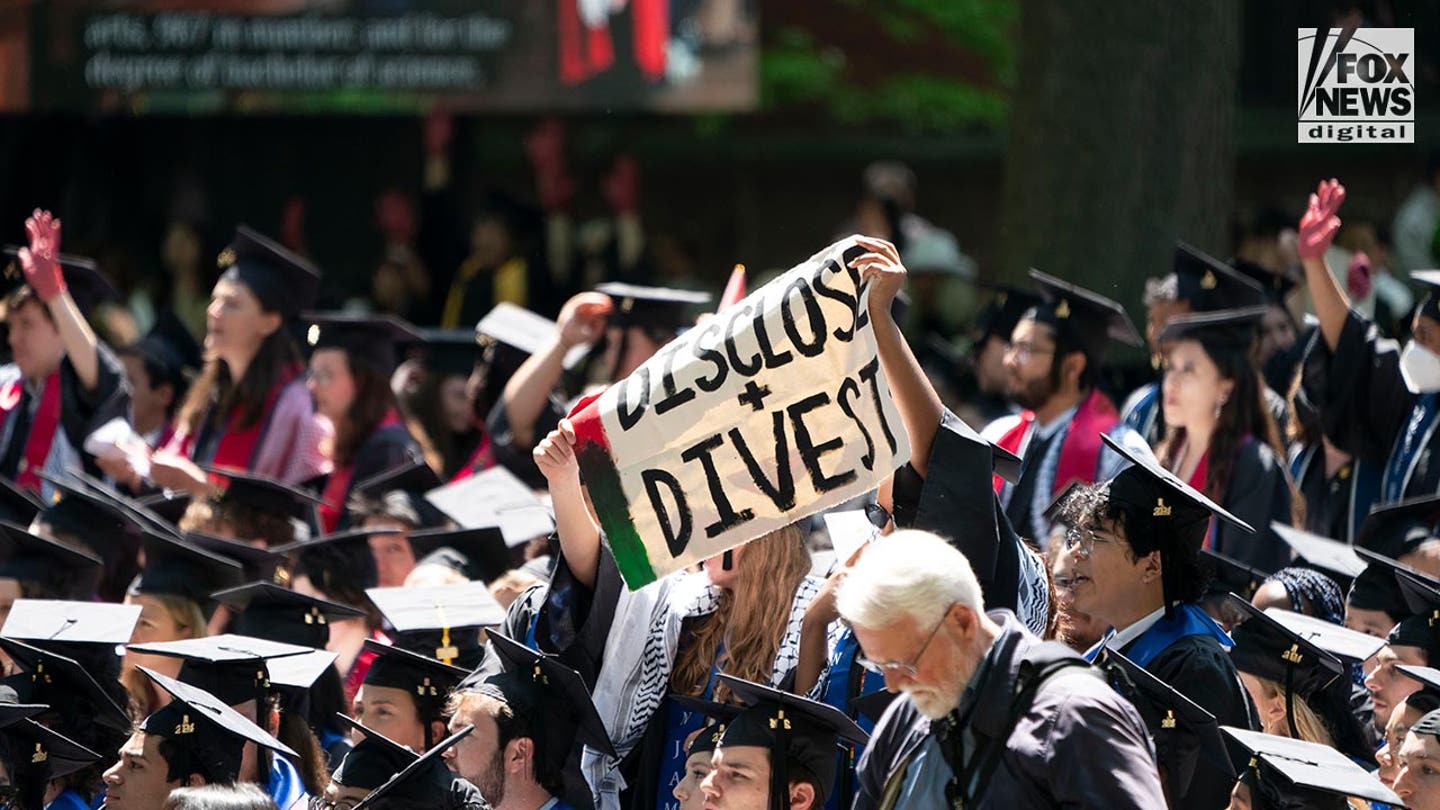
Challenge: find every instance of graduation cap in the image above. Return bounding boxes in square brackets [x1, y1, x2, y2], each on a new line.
[0, 520, 102, 599]
[1271, 522, 1367, 585]
[1347, 548, 1414, 623]
[696, 673, 868, 810]
[304, 312, 424, 377]
[216, 225, 321, 319]
[349, 724, 475, 810]
[1, 597, 139, 652]
[279, 527, 386, 592]
[133, 309, 203, 391]
[366, 582, 502, 669]
[1156, 307, 1268, 352]
[201, 465, 322, 527]
[407, 526, 511, 583]
[185, 532, 286, 584]
[1356, 494, 1440, 558]
[1171, 242, 1267, 312]
[1222, 725, 1401, 809]
[359, 640, 468, 750]
[127, 633, 312, 710]
[417, 328, 479, 377]
[594, 282, 712, 332]
[0, 246, 119, 315]
[330, 714, 419, 791]
[1393, 567, 1440, 658]
[1025, 269, 1144, 357]
[1398, 664, 1440, 697]
[134, 490, 191, 529]
[211, 581, 364, 649]
[1231, 260, 1299, 305]
[137, 665, 297, 784]
[1097, 647, 1230, 798]
[0, 636, 131, 744]
[475, 632, 616, 808]
[132, 528, 245, 611]
[0, 717, 101, 807]
[34, 474, 136, 551]
[424, 465, 554, 547]
[0, 477, 42, 527]
[1200, 550, 1269, 600]
[1226, 595, 1344, 739]
[1263, 608, 1386, 665]
[350, 456, 452, 530]
[1100, 433, 1254, 615]
[849, 689, 899, 728]
[971, 282, 1044, 344]
[821, 510, 878, 566]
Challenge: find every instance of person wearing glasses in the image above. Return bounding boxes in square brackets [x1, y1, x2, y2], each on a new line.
[835, 530, 1164, 809]
[1053, 435, 1259, 810]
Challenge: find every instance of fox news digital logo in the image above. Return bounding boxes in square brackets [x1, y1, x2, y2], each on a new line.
[1298, 27, 1414, 143]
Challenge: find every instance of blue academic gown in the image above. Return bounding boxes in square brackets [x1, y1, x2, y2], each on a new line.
[267, 754, 309, 810]
[45, 789, 92, 810]
[817, 628, 883, 810]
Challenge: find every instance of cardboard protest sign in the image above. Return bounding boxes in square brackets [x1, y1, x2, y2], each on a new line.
[569, 237, 911, 590]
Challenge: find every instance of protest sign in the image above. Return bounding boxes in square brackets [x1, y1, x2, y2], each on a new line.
[569, 237, 910, 590]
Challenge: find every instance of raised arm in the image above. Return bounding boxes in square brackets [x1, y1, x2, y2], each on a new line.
[500, 292, 611, 448]
[1296, 178, 1350, 353]
[18, 210, 101, 391]
[850, 236, 943, 476]
[534, 417, 601, 589]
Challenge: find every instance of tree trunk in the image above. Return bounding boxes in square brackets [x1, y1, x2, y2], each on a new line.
[998, 1, 1241, 331]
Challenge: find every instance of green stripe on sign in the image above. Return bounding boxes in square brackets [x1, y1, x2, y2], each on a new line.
[573, 434, 656, 590]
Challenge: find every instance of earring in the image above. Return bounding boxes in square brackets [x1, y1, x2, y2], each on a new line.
[1214, 397, 1227, 419]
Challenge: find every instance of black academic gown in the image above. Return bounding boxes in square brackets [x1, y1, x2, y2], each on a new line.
[486, 395, 567, 491]
[1211, 439, 1295, 574]
[1302, 309, 1440, 504]
[329, 423, 422, 532]
[1291, 444, 1379, 546]
[0, 345, 130, 487]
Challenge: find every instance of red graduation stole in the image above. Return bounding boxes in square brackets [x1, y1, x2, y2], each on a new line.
[319, 409, 404, 533]
[993, 389, 1119, 496]
[447, 434, 494, 484]
[5, 372, 61, 492]
[557, 0, 614, 85]
[209, 365, 301, 471]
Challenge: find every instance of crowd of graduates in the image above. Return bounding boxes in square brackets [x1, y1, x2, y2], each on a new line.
[0, 169, 1435, 810]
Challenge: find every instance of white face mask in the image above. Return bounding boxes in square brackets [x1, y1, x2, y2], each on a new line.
[1399, 340, 1440, 393]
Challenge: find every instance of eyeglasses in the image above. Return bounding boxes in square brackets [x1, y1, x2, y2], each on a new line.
[864, 502, 891, 531]
[1006, 341, 1055, 362]
[1062, 526, 1112, 559]
[309, 797, 359, 810]
[856, 609, 949, 679]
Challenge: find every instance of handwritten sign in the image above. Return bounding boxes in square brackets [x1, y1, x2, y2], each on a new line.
[570, 237, 910, 589]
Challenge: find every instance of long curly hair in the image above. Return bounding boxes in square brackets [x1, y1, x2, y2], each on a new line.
[670, 523, 811, 704]
[1157, 338, 1304, 525]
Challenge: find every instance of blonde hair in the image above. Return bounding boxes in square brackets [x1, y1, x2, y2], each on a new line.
[671, 524, 811, 703]
[121, 594, 208, 716]
[1256, 676, 1334, 746]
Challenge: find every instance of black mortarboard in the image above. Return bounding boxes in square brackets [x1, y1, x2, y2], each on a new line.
[0, 247, 119, 316]
[1356, 494, 1440, 558]
[0, 477, 42, 527]
[1171, 243, 1267, 312]
[418, 328, 480, 377]
[0, 717, 101, 807]
[304, 312, 423, 377]
[135, 309, 203, 391]
[0, 636, 131, 745]
[424, 466, 554, 547]
[1101, 433, 1254, 615]
[279, 527, 386, 591]
[1024, 269, 1143, 358]
[138, 665, 296, 784]
[476, 303, 560, 358]
[350, 456, 452, 530]
[1394, 568, 1440, 658]
[1231, 260, 1299, 305]
[407, 526, 511, 583]
[217, 225, 321, 318]
[1098, 647, 1229, 798]
[185, 532, 286, 584]
[134, 491, 192, 529]
[1264, 608, 1386, 665]
[701, 674, 868, 810]
[1156, 307, 1268, 352]
[1271, 522, 1367, 585]
[1201, 550, 1269, 600]
[477, 633, 616, 808]
[366, 582, 502, 669]
[128, 633, 311, 709]
[594, 282, 712, 331]
[211, 581, 364, 649]
[1222, 726, 1401, 809]
[849, 689, 899, 727]
[970, 282, 1042, 344]
[132, 528, 245, 611]
[1227, 596, 1344, 711]
[202, 465, 323, 527]
[1414, 706, 1440, 742]
[0, 520, 102, 599]
[331, 714, 419, 791]
[1348, 549, 1413, 622]
[350, 724, 475, 809]
[34, 474, 135, 554]
[359, 640, 467, 750]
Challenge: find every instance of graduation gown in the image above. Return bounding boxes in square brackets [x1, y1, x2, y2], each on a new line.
[0, 344, 130, 500]
[168, 368, 329, 486]
[318, 415, 420, 533]
[1206, 439, 1296, 574]
[853, 611, 1164, 809]
[1289, 443, 1380, 545]
[486, 395, 567, 490]
[1301, 309, 1440, 504]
